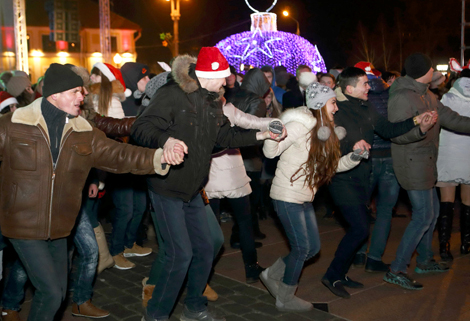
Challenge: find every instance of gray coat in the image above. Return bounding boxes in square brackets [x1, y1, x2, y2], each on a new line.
[388, 75, 470, 190]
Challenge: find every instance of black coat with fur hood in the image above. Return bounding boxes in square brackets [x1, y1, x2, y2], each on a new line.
[131, 55, 260, 201]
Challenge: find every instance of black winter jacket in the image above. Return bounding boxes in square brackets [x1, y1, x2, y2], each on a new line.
[368, 77, 393, 158]
[131, 55, 260, 201]
[229, 68, 269, 117]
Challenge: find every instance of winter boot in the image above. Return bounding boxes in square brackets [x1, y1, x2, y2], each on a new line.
[461, 204, 470, 254]
[438, 202, 454, 261]
[203, 284, 218, 302]
[142, 277, 155, 308]
[275, 282, 313, 312]
[260, 257, 286, 298]
[94, 224, 115, 274]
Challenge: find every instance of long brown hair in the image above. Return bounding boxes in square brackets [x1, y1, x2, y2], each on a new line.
[302, 106, 341, 190]
[91, 67, 113, 116]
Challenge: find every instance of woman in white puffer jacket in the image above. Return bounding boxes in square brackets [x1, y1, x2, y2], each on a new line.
[260, 83, 363, 312]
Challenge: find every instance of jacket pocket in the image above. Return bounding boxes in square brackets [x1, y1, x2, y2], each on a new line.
[10, 138, 37, 171]
[68, 143, 92, 173]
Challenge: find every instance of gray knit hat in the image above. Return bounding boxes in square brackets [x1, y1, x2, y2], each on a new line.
[142, 72, 170, 107]
[6, 76, 31, 97]
[306, 82, 336, 110]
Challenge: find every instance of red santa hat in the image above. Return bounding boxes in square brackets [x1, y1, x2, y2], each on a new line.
[354, 61, 375, 75]
[195, 47, 231, 78]
[92, 62, 132, 97]
[0, 91, 18, 112]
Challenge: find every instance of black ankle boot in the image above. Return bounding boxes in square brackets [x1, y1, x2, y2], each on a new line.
[245, 263, 265, 284]
[438, 202, 454, 261]
[461, 204, 470, 254]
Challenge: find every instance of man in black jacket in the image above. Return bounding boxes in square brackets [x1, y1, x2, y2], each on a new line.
[131, 47, 282, 321]
[321, 67, 434, 299]
[282, 64, 311, 108]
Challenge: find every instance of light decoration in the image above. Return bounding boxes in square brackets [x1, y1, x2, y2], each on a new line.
[30, 50, 44, 57]
[215, 0, 326, 74]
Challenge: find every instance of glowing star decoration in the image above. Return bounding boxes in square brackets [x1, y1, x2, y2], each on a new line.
[216, 4, 327, 75]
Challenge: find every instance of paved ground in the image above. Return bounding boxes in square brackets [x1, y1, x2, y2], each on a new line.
[10, 193, 470, 320]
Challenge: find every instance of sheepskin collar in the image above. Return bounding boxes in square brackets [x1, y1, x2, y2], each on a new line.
[171, 54, 224, 99]
[335, 87, 348, 102]
[90, 80, 126, 102]
[12, 98, 92, 136]
[280, 106, 317, 130]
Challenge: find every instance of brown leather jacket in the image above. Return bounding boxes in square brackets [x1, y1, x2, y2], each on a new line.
[0, 98, 168, 240]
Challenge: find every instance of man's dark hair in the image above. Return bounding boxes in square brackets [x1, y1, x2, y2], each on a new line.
[339, 67, 366, 93]
[260, 66, 273, 76]
[296, 64, 311, 77]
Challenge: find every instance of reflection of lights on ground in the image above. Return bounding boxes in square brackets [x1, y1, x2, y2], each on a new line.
[216, 30, 327, 74]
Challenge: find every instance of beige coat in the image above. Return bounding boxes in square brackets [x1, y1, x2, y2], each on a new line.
[263, 107, 359, 204]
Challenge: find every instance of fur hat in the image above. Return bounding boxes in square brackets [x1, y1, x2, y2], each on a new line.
[299, 72, 317, 90]
[6, 76, 31, 97]
[0, 91, 18, 112]
[195, 47, 230, 78]
[42, 63, 83, 98]
[405, 53, 433, 79]
[93, 62, 132, 97]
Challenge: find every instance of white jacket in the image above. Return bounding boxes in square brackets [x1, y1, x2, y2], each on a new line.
[263, 107, 359, 204]
[204, 103, 276, 199]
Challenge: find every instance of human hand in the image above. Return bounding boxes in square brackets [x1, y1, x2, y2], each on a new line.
[257, 126, 287, 141]
[419, 111, 438, 133]
[88, 183, 99, 198]
[353, 139, 371, 153]
[162, 137, 188, 165]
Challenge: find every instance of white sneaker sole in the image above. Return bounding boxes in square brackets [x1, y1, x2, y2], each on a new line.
[72, 312, 110, 318]
[113, 264, 135, 270]
[123, 251, 152, 258]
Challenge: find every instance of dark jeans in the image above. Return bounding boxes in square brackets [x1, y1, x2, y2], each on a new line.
[1, 256, 28, 311]
[148, 204, 224, 285]
[109, 174, 148, 255]
[247, 171, 263, 233]
[70, 211, 99, 305]
[10, 238, 68, 321]
[391, 188, 439, 273]
[273, 200, 320, 285]
[210, 196, 257, 265]
[359, 157, 400, 260]
[146, 191, 213, 319]
[325, 203, 370, 281]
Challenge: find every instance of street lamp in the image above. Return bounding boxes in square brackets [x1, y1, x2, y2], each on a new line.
[282, 10, 300, 36]
[165, 0, 182, 56]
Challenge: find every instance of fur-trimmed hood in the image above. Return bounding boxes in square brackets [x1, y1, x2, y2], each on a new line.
[89, 80, 126, 102]
[171, 54, 224, 98]
[280, 106, 317, 130]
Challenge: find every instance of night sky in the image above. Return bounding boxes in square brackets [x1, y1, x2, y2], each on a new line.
[107, 0, 463, 72]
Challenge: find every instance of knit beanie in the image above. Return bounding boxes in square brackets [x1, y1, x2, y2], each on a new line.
[42, 63, 84, 98]
[142, 72, 170, 107]
[306, 82, 336, 110]
[0, 71, 13, 90]
[404, 53, 433, 79]
[6, 76, 31, 97]
[11, 70, 29, 78]
[121, 62, 150, 91]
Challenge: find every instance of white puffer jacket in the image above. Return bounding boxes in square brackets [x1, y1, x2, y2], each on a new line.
[204, 103, 277, 199]
[263, 107, 359, 204]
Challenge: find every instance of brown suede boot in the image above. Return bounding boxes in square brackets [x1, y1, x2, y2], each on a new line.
[94, 224, 115, 273]
[71, 300, 110, 318]
[142, 277, 155, 308]
[203, 284, 218, 301]
[1, 309, 21, 321]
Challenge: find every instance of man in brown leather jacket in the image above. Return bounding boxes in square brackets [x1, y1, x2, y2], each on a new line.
[0, 63, 173, 320]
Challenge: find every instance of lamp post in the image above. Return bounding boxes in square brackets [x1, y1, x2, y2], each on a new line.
[282, 10, 300, 36]
[166, 0, 181, 56]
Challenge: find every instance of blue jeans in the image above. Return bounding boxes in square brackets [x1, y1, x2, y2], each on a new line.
[71, 211, 99, 305]
[146, 191, 213, 319]
[273, 200, 320, 285]
[10, 238, 68, 321]
[1, 256, 28, 311]
[148, 204, 224, 284]
[390, 188, 439, 273]
[109, 174, 148, 255]
[359, 157, 400, 260]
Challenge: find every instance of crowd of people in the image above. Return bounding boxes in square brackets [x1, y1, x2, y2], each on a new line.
[0, 47, 469, 321]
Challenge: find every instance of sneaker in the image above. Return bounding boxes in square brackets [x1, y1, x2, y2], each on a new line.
[1, 309, 21, 321]
[341, 276, 364, 288]
[123, 243, 152, 257]
[352, 253, 366, 267]
[414, 260, 450, 274]
[383, 271, 423, 290]
[365, 257, 390, 272]
[321, 277, 351, 298]
[180, 306, 225, 321]
[113, 253, 136, 270]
